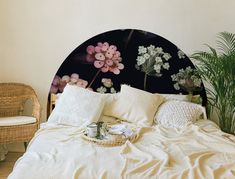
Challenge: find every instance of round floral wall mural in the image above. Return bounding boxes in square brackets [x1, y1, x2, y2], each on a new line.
[48, 29, 207, 115]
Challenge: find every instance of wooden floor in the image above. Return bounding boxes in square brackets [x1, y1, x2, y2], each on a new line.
[0, 152, 23, 179]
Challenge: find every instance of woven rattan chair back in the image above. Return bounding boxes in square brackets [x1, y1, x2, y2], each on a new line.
[0, 83, 41, 144]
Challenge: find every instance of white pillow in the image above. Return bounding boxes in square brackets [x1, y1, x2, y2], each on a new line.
[159, 93, 189, 101]
[155, 100, 206, 128]
[102, 93, 120, 112]
[104, 85, 164, 126]
[48, 84, 106, 127]
[159, 93, 203, 105]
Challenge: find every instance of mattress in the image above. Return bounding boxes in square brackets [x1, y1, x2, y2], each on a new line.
[8, 120, 235, 179]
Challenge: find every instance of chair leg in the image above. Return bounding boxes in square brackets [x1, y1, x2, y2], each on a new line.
[0, 144, 8, 161]
[24, 142, 28, 151]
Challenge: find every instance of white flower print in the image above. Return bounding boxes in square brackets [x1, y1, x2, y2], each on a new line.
[163, 53, 171, 61]
[174, 83, 180, 90]
[147, 45, 155, 51]
[110, 87, 116, 94]
[135, 44, 172, 89]
[171, 66, 202, 92]
[96, 86, 107, 94]
[137, 56, 146, 66]
[155, 57, 163, 63]
[138, 46, 147, 54]
[154, 64, 161, 73]
[155, 47, 163, 54]
[178, 50, 185, 59]
[143, 53, 150, 60]
[163, 63, 170, 70]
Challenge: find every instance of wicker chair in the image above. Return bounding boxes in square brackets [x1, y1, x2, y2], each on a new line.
[0, 83, 41, 147]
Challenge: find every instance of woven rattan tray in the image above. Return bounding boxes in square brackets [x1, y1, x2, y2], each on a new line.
[81, 132, 138, 147]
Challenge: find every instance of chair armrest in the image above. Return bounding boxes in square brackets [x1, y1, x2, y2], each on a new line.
[31, 95, 41, 127]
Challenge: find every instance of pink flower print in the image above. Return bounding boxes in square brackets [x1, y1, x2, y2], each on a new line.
[109, 68, 119, 74]
[61, 75, 70, 83]
[113, 51, 121, 61]
[60, 75, 72, 90]
[105, 50, 114, 59]
[86, 45, 95, 55]
[106, 59, 114, 66]
[86, 54, 95, 63]
[101, 42, 109, 51]
[117, 63, 124, 70]
[86, 42, 124, 76]
[101, 64, 109, 72]
[50, 73, 89, 94]
[104, 58, 124, 74]
[50, 75, 61, 94]
[95, 46, 102, 53]
[97, 42, 103, 47]
[52, 75, 61, 86]
[70, 78, 78, 84]
[71, 73, 79, 80]
[70, 73, 79, 84]
[76, 79, 88, 88]
[94, 60, 105, 68]
[95, 53, 105, 61]
[109, 62, 124, 74]
[86, 47, 96, 62]
[58, 80, 67, 92]
[108, 45, 117, 52]
[50, 85, 59, 94]
[71, 73, 79, 79]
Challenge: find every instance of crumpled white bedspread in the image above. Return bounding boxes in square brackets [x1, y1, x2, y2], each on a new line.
[8, 120, 235, 179]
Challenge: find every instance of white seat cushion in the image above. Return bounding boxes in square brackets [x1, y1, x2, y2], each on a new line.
[0, 116, 36, 126]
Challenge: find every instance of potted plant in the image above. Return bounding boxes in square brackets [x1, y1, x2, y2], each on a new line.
[191, 32, 235, 134]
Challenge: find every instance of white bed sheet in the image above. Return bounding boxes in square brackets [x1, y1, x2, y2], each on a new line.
[8, 120, 235, 179]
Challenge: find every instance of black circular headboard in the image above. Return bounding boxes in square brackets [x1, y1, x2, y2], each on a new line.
[48, 29, 207, 112]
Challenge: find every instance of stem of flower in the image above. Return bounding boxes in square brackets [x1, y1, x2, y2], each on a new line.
[125, 30, 134, 49]
[144, 73, 147, 90]
[88, 69, 101, 88]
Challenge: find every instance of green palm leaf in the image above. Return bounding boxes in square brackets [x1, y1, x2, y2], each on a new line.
[217, 32, 235, 55]
[191, 32, 235, 134]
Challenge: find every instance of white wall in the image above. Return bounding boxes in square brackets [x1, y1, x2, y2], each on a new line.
[1, 0, 235, 122]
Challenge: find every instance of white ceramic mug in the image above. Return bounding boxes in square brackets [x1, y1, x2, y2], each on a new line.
[86, 123, 97, 138]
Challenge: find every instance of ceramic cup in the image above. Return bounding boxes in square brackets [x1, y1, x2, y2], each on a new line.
[86, 123, 97, 138]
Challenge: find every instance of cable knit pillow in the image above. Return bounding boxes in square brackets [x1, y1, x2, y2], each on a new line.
[104, 85, 164, 126]
[159, 94, 189, 101]
[48, 84, 106, 127]
[155, 100, 206, 128]
[158, 93, 202, 104]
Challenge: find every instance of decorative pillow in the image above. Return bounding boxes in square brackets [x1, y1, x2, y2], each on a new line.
[191, 95, 202, 104]
[159, 93, 189, 101]
[102, 93, 120, 112]
[158, 93, 202, 105]
[104, 85, 164, 126]
[98, 115, 118, 125]
[154, 100, 206, 128]
[48, 84, 106, 127]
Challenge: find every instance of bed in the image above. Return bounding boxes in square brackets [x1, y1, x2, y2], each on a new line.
[8, 29, 235, 179]
[8, 113, 235, 179]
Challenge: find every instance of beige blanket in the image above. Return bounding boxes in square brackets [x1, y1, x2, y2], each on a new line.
[8, 120, 235, 179]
